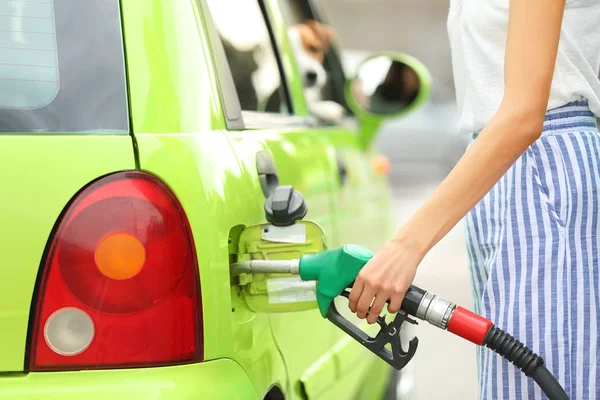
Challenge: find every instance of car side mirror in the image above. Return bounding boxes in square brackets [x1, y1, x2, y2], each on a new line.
[345, 52, 431, 120]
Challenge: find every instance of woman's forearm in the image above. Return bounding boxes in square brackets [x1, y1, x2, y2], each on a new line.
[395, 105, 544, 255]
[393, 0, 565, 255]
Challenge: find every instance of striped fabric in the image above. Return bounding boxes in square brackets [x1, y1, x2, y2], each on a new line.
[466, 100, 600, 400]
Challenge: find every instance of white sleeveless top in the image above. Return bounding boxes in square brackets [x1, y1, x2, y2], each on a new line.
[447, 0, 600, 135]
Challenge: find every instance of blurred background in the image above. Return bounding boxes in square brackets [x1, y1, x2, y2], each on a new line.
[320, 0, 469, 184]
[318, 1, 477, 398]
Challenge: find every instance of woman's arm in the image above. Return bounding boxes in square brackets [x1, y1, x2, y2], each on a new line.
[349, 0, 567, 324]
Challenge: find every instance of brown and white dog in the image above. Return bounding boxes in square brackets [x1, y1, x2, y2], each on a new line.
[287, 20, 347, 122]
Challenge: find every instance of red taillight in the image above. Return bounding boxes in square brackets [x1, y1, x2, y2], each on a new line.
[28, 172, 203, 371]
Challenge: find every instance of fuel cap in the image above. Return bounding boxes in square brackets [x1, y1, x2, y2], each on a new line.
[264, 185, 307, 226]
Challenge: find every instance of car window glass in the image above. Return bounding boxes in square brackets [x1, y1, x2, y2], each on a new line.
[206, 0, 288, 114]
[0, 0, 58, 110]
[0, 0, 128, 133]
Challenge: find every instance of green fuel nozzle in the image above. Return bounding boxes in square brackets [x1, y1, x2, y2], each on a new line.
[298, 244, 426, 320]
[298, 244, 375, 317]
[298, 244, 419, 370]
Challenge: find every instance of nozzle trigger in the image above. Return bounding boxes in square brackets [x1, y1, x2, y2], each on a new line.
[326, 290, 419, 371]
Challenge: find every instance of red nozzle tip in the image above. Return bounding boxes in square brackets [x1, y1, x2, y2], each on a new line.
[447, 306, 493, 345]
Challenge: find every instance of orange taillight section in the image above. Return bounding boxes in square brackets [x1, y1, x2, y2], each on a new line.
[94, 232, 146, 280]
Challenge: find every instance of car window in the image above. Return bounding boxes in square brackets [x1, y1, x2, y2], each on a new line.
[206, 0, 289, 114]
[278, 0, 349, 110]
[0, 0, 128, 133]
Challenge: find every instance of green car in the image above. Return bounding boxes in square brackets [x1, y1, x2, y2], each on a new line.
[0, 0, 430, 399]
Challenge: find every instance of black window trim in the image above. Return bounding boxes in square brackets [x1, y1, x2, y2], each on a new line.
[257, 0, 294, 115]
[199, 0, 315, 130]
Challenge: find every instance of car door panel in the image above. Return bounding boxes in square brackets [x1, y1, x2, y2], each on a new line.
[226, 126, 341, 398]
[202, 0, 398, 395]
[326, 129, 395, 250]
[201, 0, 354, 396]
[269, 0, 398, 394]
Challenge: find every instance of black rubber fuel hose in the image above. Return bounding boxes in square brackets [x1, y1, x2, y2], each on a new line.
[483, 325, 569, 400]
[348, 283, 570, 399]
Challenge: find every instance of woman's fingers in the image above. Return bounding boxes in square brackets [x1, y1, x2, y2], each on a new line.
[355, 285, 376, 319]
[347, 238, 422, 320]
[347, 278, 364, 313]
[387, 292, 404, 314]
[367, 294, 388, 324]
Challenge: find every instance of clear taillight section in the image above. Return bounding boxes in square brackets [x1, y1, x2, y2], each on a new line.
[28, 172, 203, 371]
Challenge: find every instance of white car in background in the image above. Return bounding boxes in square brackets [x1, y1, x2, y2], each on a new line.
[342, 50, 470, 184]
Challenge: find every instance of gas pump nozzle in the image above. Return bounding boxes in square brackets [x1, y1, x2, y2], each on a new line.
[232, 245, 422, 370]
[297, 245, 569, 400]
[298, 245, 420, 370]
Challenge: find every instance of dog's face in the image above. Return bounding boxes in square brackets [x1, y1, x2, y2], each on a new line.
[287, 20, 335, 89]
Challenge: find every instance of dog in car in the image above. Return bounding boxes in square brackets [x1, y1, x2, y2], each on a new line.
[286, 20, 347, 123]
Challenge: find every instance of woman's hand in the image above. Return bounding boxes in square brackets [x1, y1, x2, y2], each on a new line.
[347, 236, 424, 324]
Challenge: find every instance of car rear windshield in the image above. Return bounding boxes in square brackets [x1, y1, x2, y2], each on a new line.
[0, 0, 128, 133]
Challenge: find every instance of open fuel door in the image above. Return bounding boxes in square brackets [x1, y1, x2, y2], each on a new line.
[233, 219, 327, 314]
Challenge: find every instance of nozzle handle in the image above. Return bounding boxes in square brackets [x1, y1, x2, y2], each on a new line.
[299, 244, 428, 318]
[326, 290, 418, 370]
[299, 244, 374, 317]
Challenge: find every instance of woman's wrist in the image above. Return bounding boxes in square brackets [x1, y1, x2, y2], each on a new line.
[391, 223, 430, 260]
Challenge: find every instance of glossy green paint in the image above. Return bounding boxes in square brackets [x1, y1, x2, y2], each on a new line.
[326, 356, 391, 400]
[121, 0, 226, 134]
[0, 136, 135, 372]
[355, 358, 394, 400]
[309, 126, 395, 250]
[129, 127, 291, 394]
[1, 359, 258, 399]
[300, 323, 391, 399]
[121, 0, 279, 378]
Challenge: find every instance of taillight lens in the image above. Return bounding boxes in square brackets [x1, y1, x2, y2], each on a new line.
[28, 171, 203, 371]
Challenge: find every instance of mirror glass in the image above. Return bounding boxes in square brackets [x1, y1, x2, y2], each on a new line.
[350, 55, 422, 116]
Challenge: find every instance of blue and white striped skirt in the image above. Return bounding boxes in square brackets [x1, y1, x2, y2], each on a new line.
[466, 100, 600, 400]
